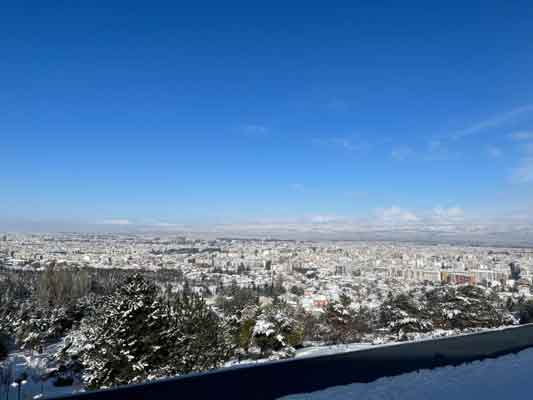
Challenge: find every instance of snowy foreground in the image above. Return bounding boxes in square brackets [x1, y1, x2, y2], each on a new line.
[1, 342, 84, 400]
[280, 347, 533, 400]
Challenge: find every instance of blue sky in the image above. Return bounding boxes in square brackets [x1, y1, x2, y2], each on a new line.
[1, 1, 533, 227]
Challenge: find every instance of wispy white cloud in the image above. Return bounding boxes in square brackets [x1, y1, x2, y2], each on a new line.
[391, 146, 415, 161]
[452, 104, 533, 139]
[419, 105, 533, 164]
[373, 205, 466, 225]
[510, 131, 533, 141]
[432, 206, 464, 220]
[308, 215, 342, 223]
[313, 137, 368, 152]
[150, 222, 178, 227]
[101, 219, 131, 225]
[375, 206, 419, 223]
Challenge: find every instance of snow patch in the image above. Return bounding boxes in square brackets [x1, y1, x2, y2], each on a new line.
[280, 347, 533, 400]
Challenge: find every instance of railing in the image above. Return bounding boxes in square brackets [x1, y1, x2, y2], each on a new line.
[51, 324, 533, 400]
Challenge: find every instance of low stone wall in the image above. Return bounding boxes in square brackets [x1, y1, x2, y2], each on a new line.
[51, 324, 533, 400]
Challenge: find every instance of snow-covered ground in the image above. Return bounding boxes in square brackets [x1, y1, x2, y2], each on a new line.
[1, 343, 83, 400]
[295, 343, 374, 358]
[0, 327, 533, 400]
[294, 326, 515, 359]
[280, 347, 533, 400]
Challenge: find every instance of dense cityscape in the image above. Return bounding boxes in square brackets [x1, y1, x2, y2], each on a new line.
[2, 232, 533, 398]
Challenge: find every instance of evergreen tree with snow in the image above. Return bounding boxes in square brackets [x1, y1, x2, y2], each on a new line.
[321, 293, 370, 344]
[379, 291, 433, 339]
[160, 292, 233, 375]
[76, 274, 233, 389]
[251, 301, 303, 359]
[425, 285, 504, 329]
[78, 274, 167, 388]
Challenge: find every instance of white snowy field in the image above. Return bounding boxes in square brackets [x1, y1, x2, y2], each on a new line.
[280, 347, 533, 400]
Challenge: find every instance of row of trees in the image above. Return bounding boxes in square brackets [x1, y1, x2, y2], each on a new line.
[0, 265, 528, 392]
[379, 285, 509, 340]
[70, 276, 518, 389]
[51, 274, 304, 388]
[53, 273, 378, 389]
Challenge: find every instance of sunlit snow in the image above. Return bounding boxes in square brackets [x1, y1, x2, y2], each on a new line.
[281, 348, 533, 400]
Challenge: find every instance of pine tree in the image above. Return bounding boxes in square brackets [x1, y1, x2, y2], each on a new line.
[161, 293, 232, 375]
[251, 302, 303, 359]
[379, 291, 433, 339]
[322, 293, 369, 344]
[77, 274, 233, 389]
[78, 274, 168, 388]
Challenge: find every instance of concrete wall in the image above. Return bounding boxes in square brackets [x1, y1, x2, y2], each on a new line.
[51, 324, 533, 400]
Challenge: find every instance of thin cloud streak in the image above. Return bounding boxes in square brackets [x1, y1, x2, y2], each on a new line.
[312, 137, 369, 152]
[100, 219, 132, 225]
[452, 104, 533, 139]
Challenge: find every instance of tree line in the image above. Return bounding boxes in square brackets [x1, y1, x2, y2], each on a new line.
[1, 264, 530, 392]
